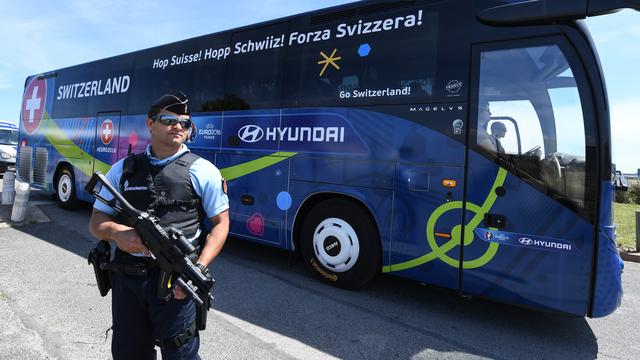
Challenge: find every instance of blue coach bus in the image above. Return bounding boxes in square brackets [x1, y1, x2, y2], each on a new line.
[17, 0, 636, 317]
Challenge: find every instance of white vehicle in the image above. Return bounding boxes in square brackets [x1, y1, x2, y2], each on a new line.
[0, 121, 18, 175]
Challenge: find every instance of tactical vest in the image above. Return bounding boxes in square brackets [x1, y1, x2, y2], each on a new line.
[118, 151, 204, 244]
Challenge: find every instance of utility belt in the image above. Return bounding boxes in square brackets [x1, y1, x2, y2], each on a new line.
[87, 241, 158, 294]
[106, 249, 158, 276]
[90, 245, 200, 279]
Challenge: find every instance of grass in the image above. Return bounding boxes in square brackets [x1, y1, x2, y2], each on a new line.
[614, 202, 639, 251]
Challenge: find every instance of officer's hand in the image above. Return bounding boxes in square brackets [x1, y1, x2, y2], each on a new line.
[114, 228, 149, 254]
[172, 285, 187, 300]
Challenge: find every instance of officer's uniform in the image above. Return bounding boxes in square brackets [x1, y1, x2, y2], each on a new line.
[94, 144, 228, 359]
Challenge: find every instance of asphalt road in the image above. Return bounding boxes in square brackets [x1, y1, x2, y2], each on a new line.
[0, 190, 639, 359]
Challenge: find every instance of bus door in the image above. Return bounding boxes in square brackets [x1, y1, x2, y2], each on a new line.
[94, 112, 121, 173]
[463, 37, 598, 315]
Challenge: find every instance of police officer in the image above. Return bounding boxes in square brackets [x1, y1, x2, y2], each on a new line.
[89, 91, 229, 359]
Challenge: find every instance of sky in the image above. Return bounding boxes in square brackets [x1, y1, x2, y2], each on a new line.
[0, 1, 638, 172]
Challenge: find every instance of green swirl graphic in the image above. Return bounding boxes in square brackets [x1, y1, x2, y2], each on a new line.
[383, 167, 507, 272]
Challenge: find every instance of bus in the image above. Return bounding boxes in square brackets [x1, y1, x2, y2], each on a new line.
[17, 0, 636, 317]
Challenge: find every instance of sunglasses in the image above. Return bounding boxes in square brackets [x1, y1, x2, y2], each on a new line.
[152, 114, 192, 128]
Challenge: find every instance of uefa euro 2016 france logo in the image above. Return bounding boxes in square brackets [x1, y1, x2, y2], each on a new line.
[101, 119, 114, 145]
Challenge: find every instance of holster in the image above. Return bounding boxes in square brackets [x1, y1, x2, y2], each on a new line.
[87, 240, 112, 297]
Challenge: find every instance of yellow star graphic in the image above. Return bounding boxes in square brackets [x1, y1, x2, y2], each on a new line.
[317, 49, 342, 77]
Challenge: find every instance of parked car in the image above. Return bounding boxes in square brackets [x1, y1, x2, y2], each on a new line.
[0, 121, 18, 176]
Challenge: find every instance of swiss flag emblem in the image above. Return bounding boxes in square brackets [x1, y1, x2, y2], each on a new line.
[101, 119, 114, 145]
[21, 77, 47, 135]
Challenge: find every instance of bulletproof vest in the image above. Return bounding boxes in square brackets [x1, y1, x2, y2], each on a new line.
[118, 151, 204, 243]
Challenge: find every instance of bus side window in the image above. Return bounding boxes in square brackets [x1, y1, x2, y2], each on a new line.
[225, 23, 289, 110]
[283, 7, 440, 108]
[191, 34, 230, 112]
[131, 47, 194, 115]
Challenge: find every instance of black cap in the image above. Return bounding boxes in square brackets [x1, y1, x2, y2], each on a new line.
[149, 91, 189, 116]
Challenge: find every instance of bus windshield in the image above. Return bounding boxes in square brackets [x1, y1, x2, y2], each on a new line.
[477, 42, 593, 216]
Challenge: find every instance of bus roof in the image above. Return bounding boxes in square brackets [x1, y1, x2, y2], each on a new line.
[478, 0, 640, 25]
[27, 0, 365, 78]
[28, 0, 640, 81]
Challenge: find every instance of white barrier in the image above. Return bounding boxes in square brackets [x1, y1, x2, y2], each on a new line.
[11, 181, 30, 223]
[2, 170, 16, 205]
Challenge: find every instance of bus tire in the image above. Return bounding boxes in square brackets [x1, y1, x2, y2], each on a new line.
[55, 167, 82, 210]
[299, 199, 381, 289]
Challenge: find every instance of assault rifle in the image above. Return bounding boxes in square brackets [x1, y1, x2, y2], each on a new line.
[85, 172, 214, 308]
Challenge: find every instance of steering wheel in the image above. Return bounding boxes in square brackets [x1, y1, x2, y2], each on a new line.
[523, 145, 541, 157]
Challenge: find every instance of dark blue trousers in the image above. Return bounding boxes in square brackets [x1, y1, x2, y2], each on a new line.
[111, 251, 200, 360]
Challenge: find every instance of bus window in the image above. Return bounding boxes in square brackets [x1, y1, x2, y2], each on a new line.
[477, 44, 592, 213]
[52, 65, 95, 119]
[225, 22, 289, 110]
[549, 76, 586, 156]
[283, 7, 439, 108]
[131, 46, 195, 115]
[191, 34, 230, 112]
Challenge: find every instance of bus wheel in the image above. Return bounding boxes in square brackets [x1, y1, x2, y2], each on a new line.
[300, 199, 380, 289]
[56, 167, 82, 210]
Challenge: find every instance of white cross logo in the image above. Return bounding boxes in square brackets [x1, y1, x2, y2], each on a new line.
[103, 123, 112, 138]
[25, 86, 42, 123]
[101, 119, 114, 145]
